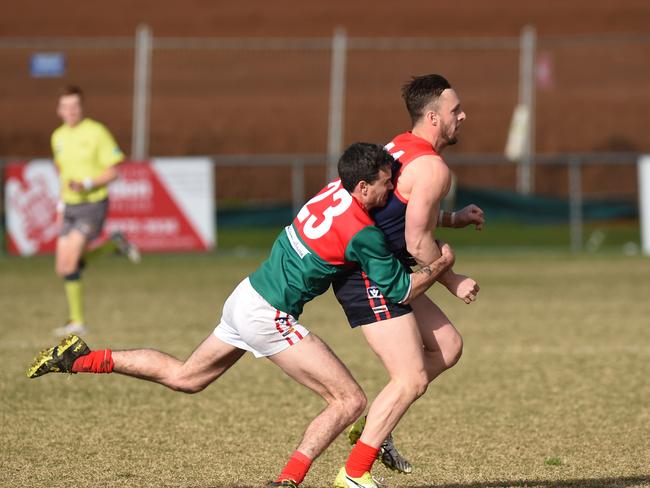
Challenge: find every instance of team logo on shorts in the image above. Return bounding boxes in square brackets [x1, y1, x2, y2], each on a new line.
[78, 222, 93, 236]
[281, 327, 295, 337]
[367, 286, 383, 299]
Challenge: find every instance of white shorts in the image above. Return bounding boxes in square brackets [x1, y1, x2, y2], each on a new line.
[213, 277, 310, 358]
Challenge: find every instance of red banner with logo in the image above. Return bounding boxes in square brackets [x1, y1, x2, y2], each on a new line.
[4, 159, 214, 256]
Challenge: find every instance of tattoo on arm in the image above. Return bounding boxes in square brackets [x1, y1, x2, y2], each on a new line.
[418, 265, 432, 276]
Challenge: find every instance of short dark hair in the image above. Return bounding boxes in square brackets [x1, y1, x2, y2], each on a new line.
[401, 74, 451, 125]
[338, 142, 393, 192]
[59, 85, 84, 100]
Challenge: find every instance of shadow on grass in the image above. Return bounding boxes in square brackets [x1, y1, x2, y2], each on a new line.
[414, 475, 650, 488]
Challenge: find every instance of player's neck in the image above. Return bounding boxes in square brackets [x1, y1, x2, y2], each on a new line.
[64, 117, 85, 128]
[411, 126, 445, 153]
[350, 193, 371, 214]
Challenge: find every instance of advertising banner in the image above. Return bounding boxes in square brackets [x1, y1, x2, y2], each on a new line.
[4, 158, 214, 256]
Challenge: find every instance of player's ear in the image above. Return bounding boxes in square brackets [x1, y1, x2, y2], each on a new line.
[357, 180, 368, 195]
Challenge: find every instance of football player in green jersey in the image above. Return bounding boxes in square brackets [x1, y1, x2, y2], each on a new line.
[28, 142, 455, 487]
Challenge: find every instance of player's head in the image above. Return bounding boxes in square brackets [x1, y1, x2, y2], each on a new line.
[402, 74, 466, 146]
[338, 142, 394, 209]
[57, 85, 84, 127]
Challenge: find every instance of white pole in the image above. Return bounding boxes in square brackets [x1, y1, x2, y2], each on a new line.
[327, 27, 347, 181]
[638, 155, 650, 256]
[517, 25, 536, 194]
[132, 24, 152, 160]
[568, 158, 583, 253]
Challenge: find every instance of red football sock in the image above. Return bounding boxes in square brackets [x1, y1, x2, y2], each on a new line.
[345, 440, 379, 477]
[71, 350, 114, 373]
[276, 450, 312, 484]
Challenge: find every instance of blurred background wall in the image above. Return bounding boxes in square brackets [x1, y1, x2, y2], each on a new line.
[1, 0, 649, 250]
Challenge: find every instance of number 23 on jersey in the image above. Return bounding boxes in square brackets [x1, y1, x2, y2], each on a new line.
[295, 180, 352, 240]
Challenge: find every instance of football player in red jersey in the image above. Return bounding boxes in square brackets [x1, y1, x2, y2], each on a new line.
[333, 75, 485, 485]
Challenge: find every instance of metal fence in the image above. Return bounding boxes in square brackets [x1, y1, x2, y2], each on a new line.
[1, 28, 649, 190]
[1, 30, 648, 252]
[0, 152, 643, 254]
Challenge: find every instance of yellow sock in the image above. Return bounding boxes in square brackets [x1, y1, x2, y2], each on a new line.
[64, 280, 84, 324]
[83, 239, 118, 263]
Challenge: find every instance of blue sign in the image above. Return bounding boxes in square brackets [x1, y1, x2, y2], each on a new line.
[30, 52, 66, 78]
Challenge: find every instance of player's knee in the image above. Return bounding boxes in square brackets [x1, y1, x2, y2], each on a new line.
[337, 385, 367, 422]
[445, 332, 464, 369]
[348, 388, 367, 420]
[59, 268, 82, 281]
[56, 260, 82, 279]
[56, 262, 70, 278]
[167, 374, 208, 394]
[172, 381, 206, 394]
[399, 372, 429, 401]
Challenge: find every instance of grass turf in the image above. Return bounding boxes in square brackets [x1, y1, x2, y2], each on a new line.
[1, 252, 649, 487]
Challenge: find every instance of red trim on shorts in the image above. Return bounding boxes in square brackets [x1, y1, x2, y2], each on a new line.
[379, 293, 392, 319]
[361, 271, 382, 322]
[275, 309, 294, 346]
[361, 272, 392, 321]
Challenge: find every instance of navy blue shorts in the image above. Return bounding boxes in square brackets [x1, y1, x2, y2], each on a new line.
[333, 268, 412, 328]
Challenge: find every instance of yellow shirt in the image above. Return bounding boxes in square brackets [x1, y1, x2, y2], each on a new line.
[51, 118, 124, 204]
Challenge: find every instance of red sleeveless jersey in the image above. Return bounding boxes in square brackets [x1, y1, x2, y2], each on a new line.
[384, 131, 439, 202]
[370, 132, 441, 264]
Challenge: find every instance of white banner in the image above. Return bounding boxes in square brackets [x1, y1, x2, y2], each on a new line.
[639, 155, 650, 256]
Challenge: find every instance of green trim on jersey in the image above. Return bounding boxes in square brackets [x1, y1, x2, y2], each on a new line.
[249, 224, 411, 318]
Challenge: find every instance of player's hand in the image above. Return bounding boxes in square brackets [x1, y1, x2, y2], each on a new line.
[68, 180, 84, 192]
[454, 204, 484, 230]
[445, 272, 480, 304]
[435, 239, 456, 269]
[69, 178, 93, 193]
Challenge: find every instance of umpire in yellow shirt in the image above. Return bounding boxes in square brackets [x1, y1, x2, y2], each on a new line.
[52, 85, 139, 336]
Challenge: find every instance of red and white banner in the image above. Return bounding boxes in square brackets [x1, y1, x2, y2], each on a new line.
[4, 158, 214, 255]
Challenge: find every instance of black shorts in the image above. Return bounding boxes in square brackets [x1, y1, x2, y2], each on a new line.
[61, 199, 108, 241]
[333, 268, 412, 328]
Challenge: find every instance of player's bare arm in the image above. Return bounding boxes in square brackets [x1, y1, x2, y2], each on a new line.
[401, 155, 451, 266]
[401, 156, 480, 304]
[402, 240, 455, 304]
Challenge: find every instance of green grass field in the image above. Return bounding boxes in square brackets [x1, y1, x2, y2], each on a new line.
[1, 250, 649, 487]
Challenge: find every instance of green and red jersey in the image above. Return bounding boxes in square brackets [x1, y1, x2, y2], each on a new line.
[249, 179, 412, 318]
